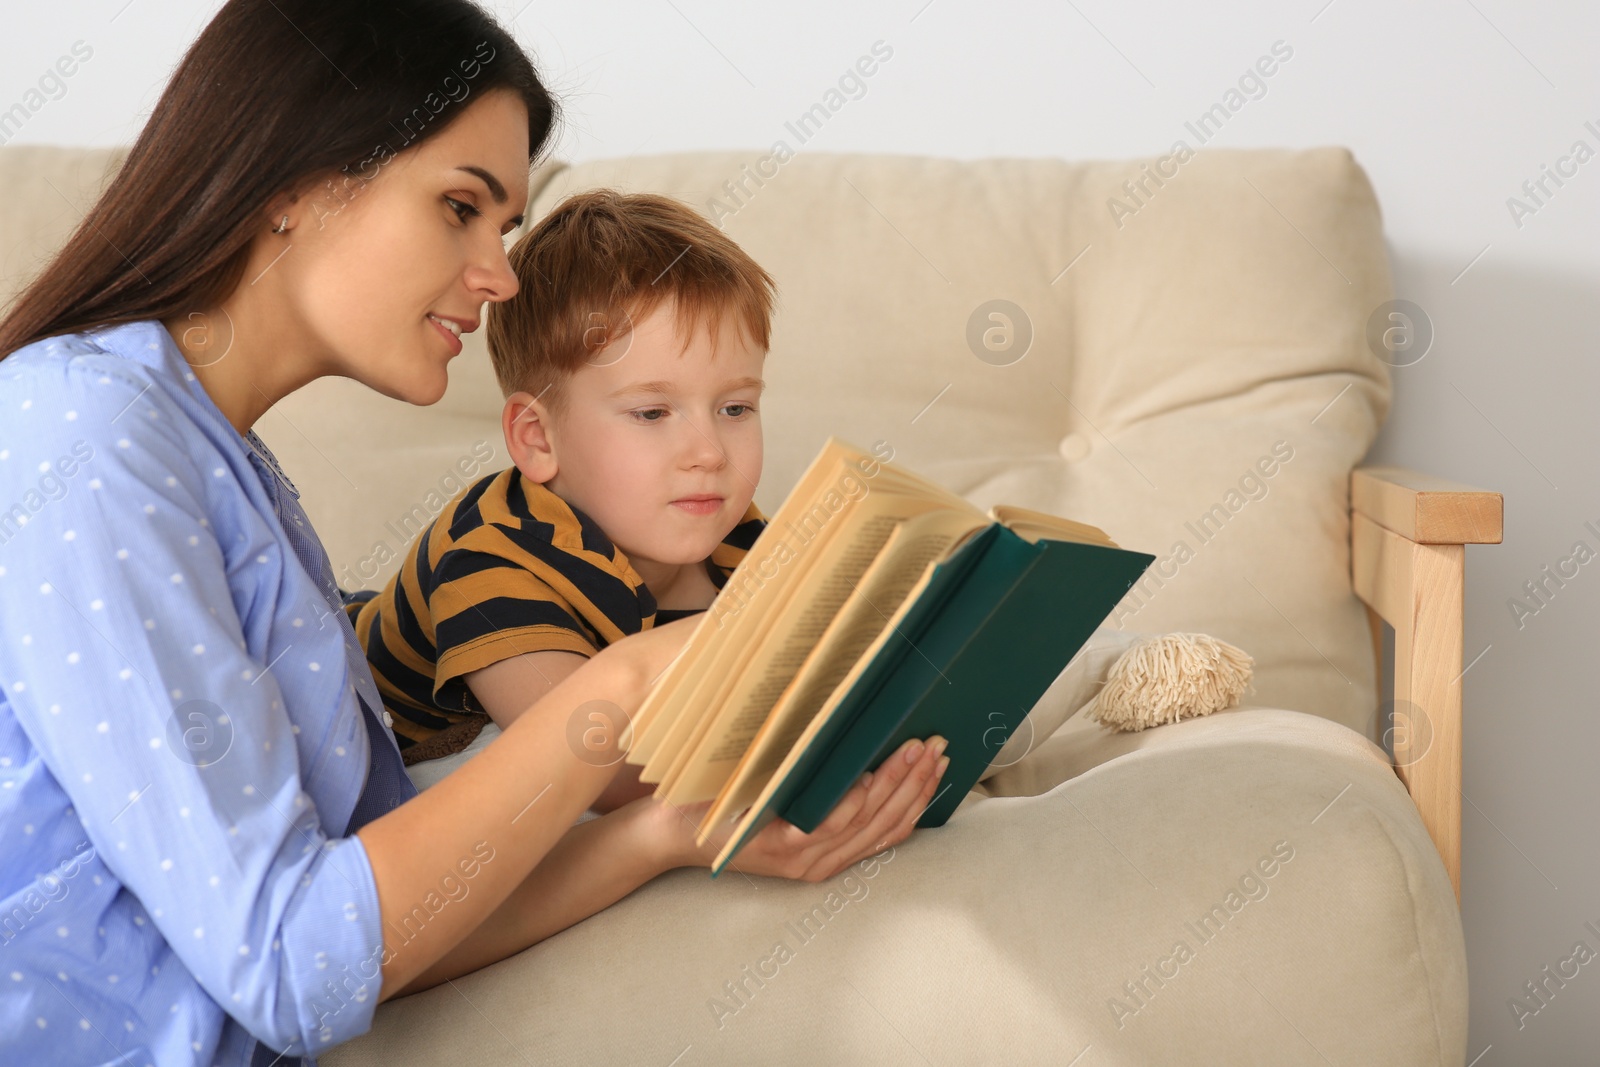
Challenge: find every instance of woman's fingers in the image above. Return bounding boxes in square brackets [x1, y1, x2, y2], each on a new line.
[705, 737, 948, 882]
[828, 737, 921, 835]
[810, 737, 946, 879]
[890, 748, 947, 843]
[820, 772, 873, 834]
[799, 737, 914, 845]
[860, 739, 945, 851]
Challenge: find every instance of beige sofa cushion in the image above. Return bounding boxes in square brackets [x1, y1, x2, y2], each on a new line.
[0, 145, 1389, 737]
[0, 146, 131, 313]
[520, 149, 1391, 738]
[324, 707, 1464, 1067]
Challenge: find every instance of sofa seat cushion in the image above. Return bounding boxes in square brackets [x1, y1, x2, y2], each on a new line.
[325, 708, 1464, 1067]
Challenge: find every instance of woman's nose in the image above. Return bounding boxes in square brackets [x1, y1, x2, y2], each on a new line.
[471, 240, 520, 305]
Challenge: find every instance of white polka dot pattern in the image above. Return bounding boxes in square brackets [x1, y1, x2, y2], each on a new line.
[0, 322, 403, 1065]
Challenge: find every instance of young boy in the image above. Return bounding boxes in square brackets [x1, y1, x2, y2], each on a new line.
[344, 189, 774, 815]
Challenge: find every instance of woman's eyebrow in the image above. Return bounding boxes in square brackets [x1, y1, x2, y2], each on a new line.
[455, 165, 508, 204]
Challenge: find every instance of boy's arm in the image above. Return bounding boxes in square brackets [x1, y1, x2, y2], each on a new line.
[465, 651, 656, 813]
[465, 649, 589, 732]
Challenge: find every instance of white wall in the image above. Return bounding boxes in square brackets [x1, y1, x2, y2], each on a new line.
[5, 1, 1596, 1059]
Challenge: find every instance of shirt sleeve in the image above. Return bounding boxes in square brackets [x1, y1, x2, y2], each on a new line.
[428, 543, 601, 699]
[0, 361, 384, 1054]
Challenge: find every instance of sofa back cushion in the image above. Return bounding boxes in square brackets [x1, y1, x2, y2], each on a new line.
[0, 145, 1391, 734]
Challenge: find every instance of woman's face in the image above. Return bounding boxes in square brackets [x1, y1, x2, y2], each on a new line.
[284, 88, 530, 405]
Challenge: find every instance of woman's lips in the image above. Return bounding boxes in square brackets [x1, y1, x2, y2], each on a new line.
[428, 315, 463, 356]
[671, 496, 723, 516]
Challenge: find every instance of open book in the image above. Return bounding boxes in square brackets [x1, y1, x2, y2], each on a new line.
[623, 437, 1155, 876]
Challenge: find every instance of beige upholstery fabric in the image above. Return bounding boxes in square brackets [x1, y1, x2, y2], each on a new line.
[324, 708, 1463, 1067]
[0, 147, 1389, 739]
[520, 149, 1391, 738]
[0, 143, 1464, 1063]
[0, 146, 130, 311]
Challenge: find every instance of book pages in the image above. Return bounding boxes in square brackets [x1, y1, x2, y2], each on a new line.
[626, 440, 864, 764]
[707, 552, 946, 867]
[628, 437, 975, 770]
[696, 509, 985, 833]
[665, 504, 986, 805]
[988, 503, 1118, 547]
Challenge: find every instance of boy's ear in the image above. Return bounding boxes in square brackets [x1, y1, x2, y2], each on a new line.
[502, 391, 557, 484]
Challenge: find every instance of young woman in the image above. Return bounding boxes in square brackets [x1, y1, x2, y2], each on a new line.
[0, 2, 949, 1063]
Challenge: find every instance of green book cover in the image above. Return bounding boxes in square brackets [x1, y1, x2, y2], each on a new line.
[709, 523, 1154, 877]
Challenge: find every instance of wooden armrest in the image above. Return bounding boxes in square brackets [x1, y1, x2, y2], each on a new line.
[1350, 465, 1503, 907]
[1352, 466, 1503, 544]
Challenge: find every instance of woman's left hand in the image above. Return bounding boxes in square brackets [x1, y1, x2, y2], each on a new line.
[643, 734, 950, 882]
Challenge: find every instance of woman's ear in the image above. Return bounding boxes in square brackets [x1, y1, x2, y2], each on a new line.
[503, 391, 557, 484]
[265, 170, 348, 236]
[260, 188, 303, 236]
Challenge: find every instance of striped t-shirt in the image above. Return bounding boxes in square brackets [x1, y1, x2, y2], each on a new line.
[344, 466, 766, 757]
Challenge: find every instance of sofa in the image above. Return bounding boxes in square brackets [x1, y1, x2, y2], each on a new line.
[0, 143, 1499, 1065]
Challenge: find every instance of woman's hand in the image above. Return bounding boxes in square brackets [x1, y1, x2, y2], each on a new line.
[650, 735, 951, 882]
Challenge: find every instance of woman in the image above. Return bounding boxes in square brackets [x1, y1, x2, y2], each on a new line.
[0, 2, 948, 1063]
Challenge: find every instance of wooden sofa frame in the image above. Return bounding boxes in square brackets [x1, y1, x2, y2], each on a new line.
[1351, 467, 1503, 905]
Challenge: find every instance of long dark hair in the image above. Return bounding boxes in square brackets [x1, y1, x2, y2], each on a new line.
[0, 0, 559, 358]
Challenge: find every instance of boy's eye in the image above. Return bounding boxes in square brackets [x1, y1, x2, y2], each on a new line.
[629, 403, 756, 423]
[445, 196, 481, 224]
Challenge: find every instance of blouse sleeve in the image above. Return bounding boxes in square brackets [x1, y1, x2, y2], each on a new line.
[0, 361, 384, 1054]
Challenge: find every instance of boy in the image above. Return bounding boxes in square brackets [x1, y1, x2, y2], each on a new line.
[345, 189, 774, 815]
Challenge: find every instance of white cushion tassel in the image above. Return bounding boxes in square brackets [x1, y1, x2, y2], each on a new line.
[1087, 633, 1255, 732]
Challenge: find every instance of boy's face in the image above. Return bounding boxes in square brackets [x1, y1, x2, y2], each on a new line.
[503, 297, 765, 578]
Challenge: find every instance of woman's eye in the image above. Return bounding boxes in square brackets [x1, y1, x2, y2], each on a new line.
[445, 196, 481, 224]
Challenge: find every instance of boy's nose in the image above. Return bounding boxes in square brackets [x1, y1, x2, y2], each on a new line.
[681, 418, 729, 469]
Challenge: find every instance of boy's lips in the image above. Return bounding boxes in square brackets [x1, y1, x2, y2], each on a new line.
[671, 494, 723, 515]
